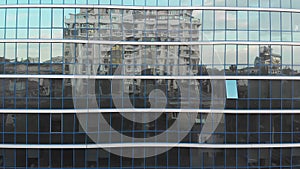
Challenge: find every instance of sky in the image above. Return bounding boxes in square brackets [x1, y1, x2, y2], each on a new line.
[0, 0, 300, 67]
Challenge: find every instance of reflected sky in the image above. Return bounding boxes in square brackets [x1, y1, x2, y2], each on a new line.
[0, 0, 300, 8]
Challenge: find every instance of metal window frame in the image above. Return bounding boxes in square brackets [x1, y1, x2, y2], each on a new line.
[0, 142, 300, 149]
[0, 75, 298, 80]
[1, 40, 300, 46]
[0, 108, 298, 114]
[0, 5, 300, 14]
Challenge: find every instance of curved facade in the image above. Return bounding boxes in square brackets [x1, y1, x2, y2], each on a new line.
[1, 0, 300, 168]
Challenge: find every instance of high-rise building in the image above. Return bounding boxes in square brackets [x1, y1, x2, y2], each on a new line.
[1, 0, 300, 168]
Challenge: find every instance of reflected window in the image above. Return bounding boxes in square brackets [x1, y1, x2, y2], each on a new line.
[226, 80, 238, 99]
[9, 80, 26, 92]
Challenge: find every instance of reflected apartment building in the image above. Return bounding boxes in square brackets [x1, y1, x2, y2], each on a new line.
[1, 1, 300, 168]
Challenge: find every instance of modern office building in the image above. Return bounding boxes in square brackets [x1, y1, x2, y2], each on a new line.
[0, 0, 300, 168]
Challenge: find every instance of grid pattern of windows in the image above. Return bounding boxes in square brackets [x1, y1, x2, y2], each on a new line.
[0, 0, 300, 168]
[0, 0, 299, 8]
[0, 148, 300, 168]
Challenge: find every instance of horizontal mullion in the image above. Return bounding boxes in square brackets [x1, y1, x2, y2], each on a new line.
[0, 142, 300, 149]
[0, 5, 300, 13]
[0, 75, 299, 80]
[0, 108, 298, 114]
[1, 39, 300, 45]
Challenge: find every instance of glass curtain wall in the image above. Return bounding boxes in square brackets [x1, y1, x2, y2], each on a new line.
[0, 0, 300, 168]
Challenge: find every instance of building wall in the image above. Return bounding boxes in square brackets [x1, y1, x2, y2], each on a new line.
[0, 0, 300, 168]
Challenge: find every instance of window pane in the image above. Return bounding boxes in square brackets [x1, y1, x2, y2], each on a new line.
[226, 80, 238, 99]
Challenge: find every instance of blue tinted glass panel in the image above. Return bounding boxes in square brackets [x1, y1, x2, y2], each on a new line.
[226, 80, 238, 99]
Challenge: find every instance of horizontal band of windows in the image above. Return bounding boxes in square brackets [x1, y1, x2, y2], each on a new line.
[1, 39, 300, 46]
[0, 75, 299, 80]
[0, 108, 299, 114]
[1, 5, 300, 13]
[1, 142, 300, 149]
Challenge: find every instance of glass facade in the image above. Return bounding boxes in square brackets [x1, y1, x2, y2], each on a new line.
[1, 0, 300, 168]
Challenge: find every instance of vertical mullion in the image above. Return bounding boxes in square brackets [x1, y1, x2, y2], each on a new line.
[224, 4, 227, 168]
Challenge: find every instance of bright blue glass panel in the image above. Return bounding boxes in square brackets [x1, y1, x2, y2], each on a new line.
[226, 80, 238, 99]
